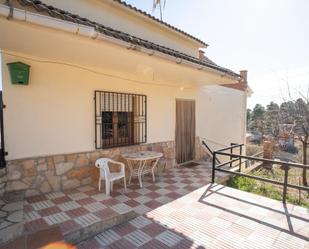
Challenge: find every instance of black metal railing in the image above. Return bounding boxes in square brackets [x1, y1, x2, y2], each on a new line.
[201, 140, 221, 164]
[0, 91, 6, 168]
[212, 143, 309, 203]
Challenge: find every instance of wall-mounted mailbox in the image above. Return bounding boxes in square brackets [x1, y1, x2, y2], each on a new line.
[7, 62, 30, 85]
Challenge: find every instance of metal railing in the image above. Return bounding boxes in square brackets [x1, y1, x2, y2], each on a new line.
[201, 140, 221, 164]
[0, 91, 6, 168]
[212, 143, 309, 203]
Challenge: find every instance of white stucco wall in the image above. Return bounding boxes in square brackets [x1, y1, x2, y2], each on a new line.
[2, 50, 247, 161]
[0, 3, 246, 161]
[196, 85, 247, 152]
[2, 52, 199, 160]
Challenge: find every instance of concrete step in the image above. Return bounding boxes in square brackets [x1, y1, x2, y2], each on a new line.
[64, 210, 138, 244]
[0, 210, 137, 248]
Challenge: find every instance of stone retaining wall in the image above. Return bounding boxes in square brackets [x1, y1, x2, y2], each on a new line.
[0, 141, 176, 196]
[0, 138, 208, 197]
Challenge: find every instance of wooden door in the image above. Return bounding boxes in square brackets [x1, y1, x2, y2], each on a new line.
[175, 99, 196, 163]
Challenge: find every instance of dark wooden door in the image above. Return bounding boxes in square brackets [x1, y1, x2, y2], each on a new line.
[175, 99, 196, 163]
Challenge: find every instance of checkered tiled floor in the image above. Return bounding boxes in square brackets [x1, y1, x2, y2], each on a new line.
[78, 184, 309, 249]
[23, 163, 308, 249]
[24, 163, 215, 236]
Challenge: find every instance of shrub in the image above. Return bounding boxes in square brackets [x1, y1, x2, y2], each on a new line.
[227, 175, 309, 208]
[286, 195, 309, 208]
[227, 176, 256, 192]
[256, 184, 282, 201]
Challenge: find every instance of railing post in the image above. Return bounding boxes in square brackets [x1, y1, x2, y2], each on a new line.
[212, 151, 216, 183]
[239, 145, 242, 172]
[283, 164, 289, 203]
[0, 91, 6, 168]
[230, 143, 233, 167]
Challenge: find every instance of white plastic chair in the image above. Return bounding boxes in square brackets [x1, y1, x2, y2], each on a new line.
[95, 158, 127, 195]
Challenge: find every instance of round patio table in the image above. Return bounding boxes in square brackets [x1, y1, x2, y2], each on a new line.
[122, 151, 163, 188]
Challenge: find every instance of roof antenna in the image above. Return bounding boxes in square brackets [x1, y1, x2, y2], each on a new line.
[6, 0, 13, 20]
[152, 0, 166, 21]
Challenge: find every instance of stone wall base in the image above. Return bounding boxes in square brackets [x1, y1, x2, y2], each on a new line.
[195, 137, 211, 161]
[0, 138, 208, 197]
[1, 141, 177, 196]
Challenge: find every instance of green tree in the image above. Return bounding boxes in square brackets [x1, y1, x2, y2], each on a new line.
[265, 101, 280, 137]
[280, 101, 296, 124]
[294, 98, 309, 186]
[249, 104, 266, 135]
[280, 97, 309, 186]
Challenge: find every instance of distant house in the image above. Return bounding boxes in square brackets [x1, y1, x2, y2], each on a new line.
[278, 124, 295, 147]
[0, 0, 249, 195]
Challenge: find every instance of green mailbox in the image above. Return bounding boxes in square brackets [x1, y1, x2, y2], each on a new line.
[7, 62, 30, 85]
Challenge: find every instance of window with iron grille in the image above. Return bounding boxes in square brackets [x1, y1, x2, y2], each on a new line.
[95, 91, 147, 149]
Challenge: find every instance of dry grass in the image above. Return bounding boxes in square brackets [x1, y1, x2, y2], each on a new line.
[246, 144, 263, 156]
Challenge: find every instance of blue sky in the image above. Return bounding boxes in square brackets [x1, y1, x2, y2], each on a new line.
[124, 0, 309, 108]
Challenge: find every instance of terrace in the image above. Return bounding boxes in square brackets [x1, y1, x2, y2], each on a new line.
[0, 1, 307, 248]
[0, 161, 308, 249]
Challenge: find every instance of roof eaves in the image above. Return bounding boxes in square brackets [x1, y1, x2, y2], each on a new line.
[112, 0, 208, 47]
[16, 0, 239, 78]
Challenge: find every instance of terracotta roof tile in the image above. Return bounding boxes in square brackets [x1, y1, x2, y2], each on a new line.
[16, 0, 240, 78]
[113, 0, 208, 47]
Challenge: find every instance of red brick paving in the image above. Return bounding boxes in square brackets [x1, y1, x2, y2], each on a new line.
[145, 191, 161, 199]
[21, 163, 308, 249]
[144, 200, 162, 209]
[59, 220, 82, 235]
[76, 182, 309, 249]
[124, 199, 140, 208]
[125, 191, 142, 199]
[108, 238, 136, 249]
[65, 207, 88, 218]
[142, 222, 167, 237]
[26, 195, 48, 204]
[101, 198, 121, 206]
[77, 197, 96, 206]
[52, 196, 72, 205]
[24, 218, 49, 234]
[94, 208, 118, 219]
[112, 223, 136, 236]
[38, 206, 62, 217]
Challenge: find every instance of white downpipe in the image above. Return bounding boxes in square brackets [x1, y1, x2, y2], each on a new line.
[0, 4, 238, 81]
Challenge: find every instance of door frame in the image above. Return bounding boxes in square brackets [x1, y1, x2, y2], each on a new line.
[175, 98, 196, 164]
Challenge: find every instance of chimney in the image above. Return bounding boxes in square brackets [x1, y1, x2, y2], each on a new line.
[239, 70, 248, 84]
[222, 70, 248, 92]
[198, 50, 205, 60]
